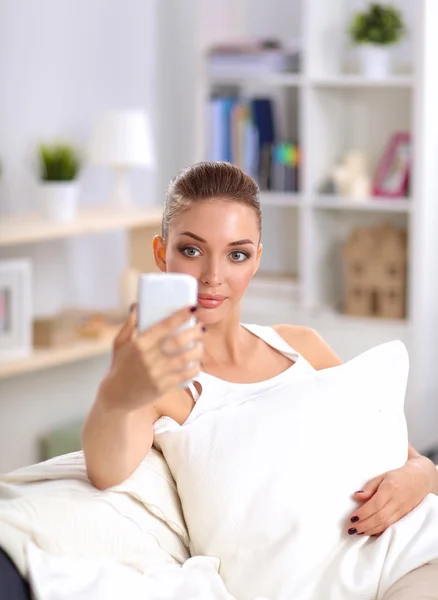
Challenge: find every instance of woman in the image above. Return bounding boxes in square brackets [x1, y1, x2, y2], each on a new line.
[83, 160, 438, 537]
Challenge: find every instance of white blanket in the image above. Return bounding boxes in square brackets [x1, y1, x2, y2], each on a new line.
[0, 449, 189, 577]
[0, 450, 244, 600]
[0, 451, 263, 600]
[26, 544, 247, 600]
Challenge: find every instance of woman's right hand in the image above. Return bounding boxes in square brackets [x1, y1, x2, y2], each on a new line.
[105, 305, 204, 412]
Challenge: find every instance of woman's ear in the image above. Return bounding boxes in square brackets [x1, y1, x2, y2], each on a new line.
[253, 243, 263, 276]
[153, 235, 167, 272]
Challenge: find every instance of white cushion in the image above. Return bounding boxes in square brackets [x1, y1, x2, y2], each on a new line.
[156, 341, 438, 600]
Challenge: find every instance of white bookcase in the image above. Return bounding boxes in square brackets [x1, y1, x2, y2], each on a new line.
[189, 0, 438, 449]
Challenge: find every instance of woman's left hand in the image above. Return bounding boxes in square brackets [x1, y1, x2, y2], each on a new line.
[347, 459, 435, 537]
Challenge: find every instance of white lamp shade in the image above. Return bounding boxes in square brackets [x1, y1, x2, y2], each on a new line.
[88, 109, 154, 168]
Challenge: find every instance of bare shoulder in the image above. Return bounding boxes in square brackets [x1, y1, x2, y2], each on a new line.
[273, 324, 343, 370]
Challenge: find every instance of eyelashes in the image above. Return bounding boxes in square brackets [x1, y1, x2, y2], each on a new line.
[229, 250, 251, 262]
[178, 246, 251, 262]
[179, 246, 200, 258]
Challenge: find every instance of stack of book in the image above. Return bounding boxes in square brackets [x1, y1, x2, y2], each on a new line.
[207, 38, 301, 77]
[208, 96, 301, 192]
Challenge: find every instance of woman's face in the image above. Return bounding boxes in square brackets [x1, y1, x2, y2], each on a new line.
[154, 199, 262, 324]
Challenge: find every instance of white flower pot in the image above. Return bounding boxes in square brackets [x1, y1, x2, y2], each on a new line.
[359, 45, 392, 79]
[39, 181, 79, 222]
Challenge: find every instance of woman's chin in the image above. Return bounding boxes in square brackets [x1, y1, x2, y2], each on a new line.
[197, 307, 223, 324]
[197, 304, 228, 324]
[196, 301, 240, 325]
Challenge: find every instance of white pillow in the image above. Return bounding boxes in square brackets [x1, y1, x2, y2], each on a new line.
[156, 341, 438, 600]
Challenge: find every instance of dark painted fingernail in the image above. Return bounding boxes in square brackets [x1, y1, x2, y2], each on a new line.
[190, 306, 198, 313]
[350, 516, 359, 523]
[357, 532, 365, 535]
[348, 528, 357, 535]
[355, 490, 365, 494]
[129, 302, 136, 313]
[201, 326, 207, 332]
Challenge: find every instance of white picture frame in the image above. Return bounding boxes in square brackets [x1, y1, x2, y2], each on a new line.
[0, 259, 32, 361]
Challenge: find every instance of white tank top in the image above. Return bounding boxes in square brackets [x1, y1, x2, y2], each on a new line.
[153, 324, 315, 440]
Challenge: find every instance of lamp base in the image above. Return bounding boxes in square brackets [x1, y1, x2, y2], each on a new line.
[109, 168, 135, 211]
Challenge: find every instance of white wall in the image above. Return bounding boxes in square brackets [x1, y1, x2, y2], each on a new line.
[154, 0, 201, 195]
[0, 0, 157, 471]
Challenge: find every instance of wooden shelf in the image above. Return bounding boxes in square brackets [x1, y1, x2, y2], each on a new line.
[250, 272, 300, 292]
[0, 328, 118, 379]
[0, 207, 163, 247]
[260, 192, 302, 207]
[310, 75, 414, 89]
[312, 195, 412, 213]
[208, 73, 412, 89]
[208, 72, 303, 87]
[312, 307, 411, 328]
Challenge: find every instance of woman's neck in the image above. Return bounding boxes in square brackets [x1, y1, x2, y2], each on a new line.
[202, 312, 248, 367]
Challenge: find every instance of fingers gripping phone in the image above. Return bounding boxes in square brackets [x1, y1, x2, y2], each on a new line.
[137, 273, 198, 334]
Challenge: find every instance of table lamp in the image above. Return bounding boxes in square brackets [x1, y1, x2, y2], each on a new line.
[89, 109, 154, 209]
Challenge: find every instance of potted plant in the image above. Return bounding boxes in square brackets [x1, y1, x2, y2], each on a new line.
[348, 3, 406, 79]
[37, 143, 81, 222]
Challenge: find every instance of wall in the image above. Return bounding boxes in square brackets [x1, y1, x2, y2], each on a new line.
[154, 0, 201, 196]
[0, 0, 157, 472]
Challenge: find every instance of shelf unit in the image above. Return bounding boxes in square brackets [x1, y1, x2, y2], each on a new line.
[0, 327, 119, 380]
[310, 75, 414, 89]
[209, 74, 413, 90]
[191, 0, 438, 449]
[0, 207, 163, 246]
[198, 0, 423, 318]
[208, 73, 303, 87]
[0, 208, 162, 378]
[260, 191, 302, 207]
[312, 195, 413, 213]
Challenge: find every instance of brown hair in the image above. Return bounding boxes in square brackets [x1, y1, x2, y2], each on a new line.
[162, 162, 261, 241]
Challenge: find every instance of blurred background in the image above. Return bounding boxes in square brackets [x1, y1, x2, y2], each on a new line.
[0, 0, 437, 472]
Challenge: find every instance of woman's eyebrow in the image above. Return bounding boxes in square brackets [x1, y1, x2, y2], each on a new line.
[178, 231, 206, 243]
[227, 239, 255, 247]
[178, 232, 255, 247]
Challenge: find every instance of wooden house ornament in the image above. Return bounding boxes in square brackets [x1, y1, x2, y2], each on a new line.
[343, 223, 407, 319]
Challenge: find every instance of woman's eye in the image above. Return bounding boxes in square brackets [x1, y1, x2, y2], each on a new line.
[181, 246, 201, 257]
[230, 251, 249, 262]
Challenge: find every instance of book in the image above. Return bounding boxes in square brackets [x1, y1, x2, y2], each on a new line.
[208, 95, 301, 191]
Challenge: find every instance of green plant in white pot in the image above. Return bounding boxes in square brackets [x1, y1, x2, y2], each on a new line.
[37, 143, 81, 222]
[349, 3, 406, 79]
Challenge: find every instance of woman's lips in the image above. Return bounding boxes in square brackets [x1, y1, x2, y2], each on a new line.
[197, 294, 226, 309]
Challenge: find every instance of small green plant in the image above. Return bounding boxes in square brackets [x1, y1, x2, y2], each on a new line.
[349, 3, 405, 45]
[38, 143, 81, 181]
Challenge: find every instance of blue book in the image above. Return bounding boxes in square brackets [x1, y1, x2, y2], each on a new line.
[209, 97, 237, 162]
[209, 98, 224, 162]
[221, 97, 236, 162]
[243, 117, 259, 180]
[250, 98, 276, 160]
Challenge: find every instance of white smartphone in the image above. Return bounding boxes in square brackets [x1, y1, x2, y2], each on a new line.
[137, 273, 198, 334]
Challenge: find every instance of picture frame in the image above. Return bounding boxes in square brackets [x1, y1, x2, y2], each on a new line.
[0, 259, 32, 361]
[373, 132, 411, 198]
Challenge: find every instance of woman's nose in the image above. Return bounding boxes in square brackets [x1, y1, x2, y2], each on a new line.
[200, 260, 223, 287]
